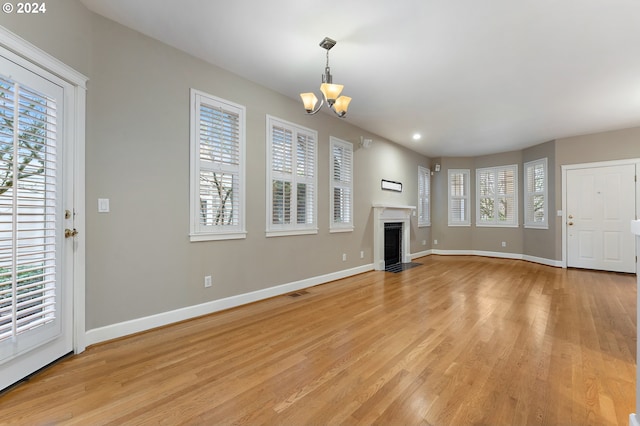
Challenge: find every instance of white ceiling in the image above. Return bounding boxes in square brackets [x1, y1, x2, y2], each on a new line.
[80, 0, 640, 157]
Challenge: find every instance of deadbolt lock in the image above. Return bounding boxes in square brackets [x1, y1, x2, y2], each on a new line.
[65, 209, 72, 219]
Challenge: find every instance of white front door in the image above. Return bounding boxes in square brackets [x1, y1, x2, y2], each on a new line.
[566, 164, 636, 273]
[0, 52, 73, 390]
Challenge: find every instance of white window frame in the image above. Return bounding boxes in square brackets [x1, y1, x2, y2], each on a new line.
[330, 136, 354, 233]
[524, 158, 548, 229]
[189, 89, 246, 241]
[266, 115, 318, 237]
[418, 166, 430, 227]
[476, 164, 519, 227]
[448, 169, 470, 226]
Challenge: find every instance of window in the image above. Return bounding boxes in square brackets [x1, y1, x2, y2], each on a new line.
[0, 71, 59, 346]
[476, 164, 518, 227]
[524, 158, 548, 229]
[448, 169, 470, 226]
[190, 89, 246, 241]
[418, 166, 430, 227]
[266, 116, 317, 236]
[330, 137, 353, 232]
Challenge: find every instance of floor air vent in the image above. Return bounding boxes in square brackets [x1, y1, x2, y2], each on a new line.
[288, 290, 309, 298]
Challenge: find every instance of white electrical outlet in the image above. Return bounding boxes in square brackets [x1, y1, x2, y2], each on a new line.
[204, 275, 212, 288]
[360, 251, 364, 259]
[342, 253, 347, 261]
[501, 241, 506, 247]
[422, 240, 426, 246]
[434, 239, 438, 245]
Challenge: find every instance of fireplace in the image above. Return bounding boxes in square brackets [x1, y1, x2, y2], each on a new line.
[384, 222, 403, 266]
[372, 204, 416, 270]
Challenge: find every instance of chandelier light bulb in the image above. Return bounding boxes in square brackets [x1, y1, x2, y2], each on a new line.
[300, 92, 319, 113]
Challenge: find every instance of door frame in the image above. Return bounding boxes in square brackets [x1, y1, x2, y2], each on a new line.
[561, 158, 640, 270]
[0, 27, 87, 355]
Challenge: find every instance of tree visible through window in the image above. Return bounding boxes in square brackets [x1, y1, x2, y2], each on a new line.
[190, 89, 245, 241]
[476, 164, 518, 227]
[0, 73, 58, 343]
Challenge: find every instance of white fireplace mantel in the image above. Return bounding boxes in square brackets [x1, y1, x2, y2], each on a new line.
[372, 204, 416, 270]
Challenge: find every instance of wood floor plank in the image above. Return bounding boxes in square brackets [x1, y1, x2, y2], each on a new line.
[0, 255, 636, 425]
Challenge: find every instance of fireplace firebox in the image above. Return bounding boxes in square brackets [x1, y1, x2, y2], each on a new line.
[384, 222, 403, 266]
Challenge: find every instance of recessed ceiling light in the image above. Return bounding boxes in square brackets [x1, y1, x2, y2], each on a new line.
[412, 133, 421, 141]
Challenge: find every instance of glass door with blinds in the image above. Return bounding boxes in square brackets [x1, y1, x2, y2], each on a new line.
[0, 53, 72, 390]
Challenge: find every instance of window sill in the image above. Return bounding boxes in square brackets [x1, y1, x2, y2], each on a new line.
[330, 226, 354, 233]
[266, 229, 318, 238]
[190, 231, 247, 242]
[418, 223, 431, 228]
[475, 223, 519, 228]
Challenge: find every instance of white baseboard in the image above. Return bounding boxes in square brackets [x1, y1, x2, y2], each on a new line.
[630, 413, 640, 426]
[431, 249, 474, 256]
[427, 249, 561, 267]
[411, 249, 432, 260]
[522, 254, 563, 267]
[473, 250, 523, 260]
[85, 263, 374, 347]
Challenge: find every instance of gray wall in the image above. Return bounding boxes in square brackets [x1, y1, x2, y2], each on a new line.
[0, 0, 91, 76]
[2, 1, 430, 330]
[86, 15, 432, 329]
[432, 151, 526, 255]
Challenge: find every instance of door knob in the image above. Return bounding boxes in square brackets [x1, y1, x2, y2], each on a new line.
[64, 228, 78, 238]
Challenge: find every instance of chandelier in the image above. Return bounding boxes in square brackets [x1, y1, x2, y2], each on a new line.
[300, 37, 352, 118]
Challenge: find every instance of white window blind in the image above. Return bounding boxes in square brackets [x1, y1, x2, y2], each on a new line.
[524, 158, 547, 229]
[330, 137, 353, 232]
[0, 74, 58, 343]
[476, 164, 518, 227]
[418, 166, 430, 227]
[267, 116, 317, 236]
[448, 169, 470, 226]
[190, 89, 245, 241]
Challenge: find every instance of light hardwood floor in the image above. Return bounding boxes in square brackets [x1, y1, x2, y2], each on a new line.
[0, 256, 636, 425]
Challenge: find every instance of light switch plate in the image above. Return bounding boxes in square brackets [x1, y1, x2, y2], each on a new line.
[98, 198, 110, 213]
